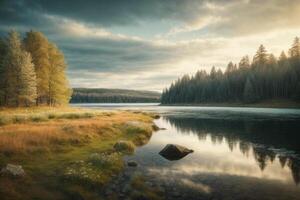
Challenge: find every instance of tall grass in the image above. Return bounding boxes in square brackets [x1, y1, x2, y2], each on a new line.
[0, 108, 105, 126]
[0, 110, 155, 155]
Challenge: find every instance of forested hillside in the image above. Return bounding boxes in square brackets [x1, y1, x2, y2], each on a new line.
[71, 88, 161, 103]
[0, 30, 71, 107]
[161, 37, 300, 105]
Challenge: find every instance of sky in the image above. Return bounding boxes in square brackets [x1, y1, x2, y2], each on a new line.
[1, 0, 300, 92]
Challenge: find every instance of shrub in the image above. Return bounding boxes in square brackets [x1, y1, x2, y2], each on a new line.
[0, 117, 12, 126]
[88, 152, 122, 169]
[113, 140, 135, 154]
[123, 121, 152, 137]
[30, 114, 48, 122]
[12, 115, 27, 123]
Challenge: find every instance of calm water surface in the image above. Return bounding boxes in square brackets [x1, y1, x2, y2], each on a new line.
[72, 103, 300, 200]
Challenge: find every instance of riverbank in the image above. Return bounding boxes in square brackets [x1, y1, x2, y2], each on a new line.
[161, 99, 300, 109]
[0, 107, 160, 200]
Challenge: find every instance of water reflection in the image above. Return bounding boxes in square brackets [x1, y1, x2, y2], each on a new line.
[76, 104, 300, 198]
[164, 116, 300, 185]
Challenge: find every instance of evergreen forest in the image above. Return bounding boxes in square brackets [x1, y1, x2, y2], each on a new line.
[161, 37, 300, 104]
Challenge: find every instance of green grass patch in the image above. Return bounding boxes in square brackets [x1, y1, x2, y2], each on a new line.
[113, 140, 136, 154]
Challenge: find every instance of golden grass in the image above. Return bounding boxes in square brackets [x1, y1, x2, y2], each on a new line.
[0, 106, 107, 125]
[0, 109, 153, 155]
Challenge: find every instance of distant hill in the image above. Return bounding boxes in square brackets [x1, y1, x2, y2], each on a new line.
[70, 88, 161, 103]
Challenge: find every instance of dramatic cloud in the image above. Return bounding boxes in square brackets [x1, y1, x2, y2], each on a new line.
[0, 0, 299, 91]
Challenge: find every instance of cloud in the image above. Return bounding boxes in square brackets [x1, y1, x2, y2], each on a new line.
[0, 0, 205, 27]
[165, 0, 300, 38]
[0, 0, 299, 91]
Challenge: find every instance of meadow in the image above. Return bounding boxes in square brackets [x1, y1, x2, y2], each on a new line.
[0, 107, 159, 200]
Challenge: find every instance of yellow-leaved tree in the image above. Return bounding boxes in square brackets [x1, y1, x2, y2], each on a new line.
[23, 30, 71, 106]
[2, 31, 37, 106]
[48, 42, 72, 105]
[23, 30, 50, 105]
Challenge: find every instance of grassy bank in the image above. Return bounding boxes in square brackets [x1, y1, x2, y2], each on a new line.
[0, 107, 158, 200]
[161, 99, 300, 109]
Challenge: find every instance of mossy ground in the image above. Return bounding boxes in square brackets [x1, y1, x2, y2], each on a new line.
[0, 107, 157, 200]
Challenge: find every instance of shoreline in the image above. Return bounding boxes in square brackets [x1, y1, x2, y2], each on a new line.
[160, 100, 300, 109]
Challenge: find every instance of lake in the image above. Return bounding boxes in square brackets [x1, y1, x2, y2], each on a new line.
[72, 103, 300, 200]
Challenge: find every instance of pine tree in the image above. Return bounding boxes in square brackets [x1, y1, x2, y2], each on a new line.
[239, 56, 250, 69]
[243, 77, 256, 103]
[253, 45, 268, 66]
[279, 51, 288, 62]
[288, 37, 300, 98]
[289, 37, 300, 58]
[23, 31, 50, 105]
[225, 61, 236, 73]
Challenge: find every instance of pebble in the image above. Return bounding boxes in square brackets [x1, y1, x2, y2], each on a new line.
[127, 161, 138, 167]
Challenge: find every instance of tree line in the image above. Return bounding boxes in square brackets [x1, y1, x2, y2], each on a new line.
[71, 94, 160, 103]
[0, 30, 71, 107]
[161, 37, 300, 104]
[71, 88, 161, 103]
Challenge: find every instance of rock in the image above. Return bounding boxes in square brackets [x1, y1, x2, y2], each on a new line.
[89, 153, 100, 159]
[127, 161, 138, 167]
[159, 144, 193, 161]
[152, 124, 160, 131]
[153, 114, 160, 119]
[1, 164, 25, 177]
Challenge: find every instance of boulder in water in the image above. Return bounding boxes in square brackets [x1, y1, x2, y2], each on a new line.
[159, 144, 193, 161]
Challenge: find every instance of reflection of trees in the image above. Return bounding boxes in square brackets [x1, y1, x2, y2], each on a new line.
[239, 141, 251, 157]
[252, 146, 276, 171]
[279, 156, 288, 168]
[288, 158, 300, 185]
[164, 116, 300, 185]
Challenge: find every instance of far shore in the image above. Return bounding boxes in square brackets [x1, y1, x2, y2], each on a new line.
[160, 99, 300, 109]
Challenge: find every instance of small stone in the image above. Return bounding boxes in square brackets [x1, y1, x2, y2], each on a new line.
[1, 164, 25, 177]
[127, 161, 138, 167]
